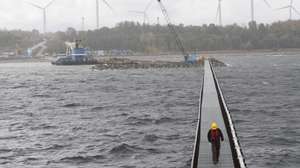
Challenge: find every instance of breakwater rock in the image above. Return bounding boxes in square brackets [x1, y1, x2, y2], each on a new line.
[210, 58, 227, 67]
[93, 57, 225, 70]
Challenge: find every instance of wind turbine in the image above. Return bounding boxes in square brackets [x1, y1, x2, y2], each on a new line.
[144, 0, 154, 14]
[277, 0, 300, 20]
[250, 0, 271, 22]
[95, 0, 114, 29]
[26, 0, 55, 33]
[216, 0, 222, 26]
[129, 0, 153, 25]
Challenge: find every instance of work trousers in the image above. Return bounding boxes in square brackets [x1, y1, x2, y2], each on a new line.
[211, 142, 221, 164]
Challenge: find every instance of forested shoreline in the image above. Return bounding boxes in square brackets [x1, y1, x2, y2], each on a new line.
[1, 20, 300, 54]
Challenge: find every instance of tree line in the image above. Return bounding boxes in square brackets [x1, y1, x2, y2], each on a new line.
[2, 20, 300, 54]
[0, 29, 42, 51]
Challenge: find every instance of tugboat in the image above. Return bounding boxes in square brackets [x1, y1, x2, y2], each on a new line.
[52, 40, 98, 65]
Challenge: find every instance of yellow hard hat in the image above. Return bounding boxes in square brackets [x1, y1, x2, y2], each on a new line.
[211, 122, 218, 130]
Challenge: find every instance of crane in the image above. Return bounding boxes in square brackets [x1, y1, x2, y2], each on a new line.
[157, 0, 197, 64]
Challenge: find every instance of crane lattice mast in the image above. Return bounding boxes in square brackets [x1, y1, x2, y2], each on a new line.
[157, 0, 188, 61]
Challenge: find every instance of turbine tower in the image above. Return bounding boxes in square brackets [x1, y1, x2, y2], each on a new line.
[27, 0, 55, 33]
[82, 17, 85, 31]
[250, 0, 271, 22]
[277, 0, 300, 20]
[96, 0, 99, 28]
[95, 0, 114, 29]
[216, 0, 222, 26]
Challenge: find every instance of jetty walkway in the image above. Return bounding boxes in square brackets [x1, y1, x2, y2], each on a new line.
[191, 60, 247, 168]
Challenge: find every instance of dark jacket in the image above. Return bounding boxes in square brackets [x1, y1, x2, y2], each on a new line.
[207, 128, 224, 144]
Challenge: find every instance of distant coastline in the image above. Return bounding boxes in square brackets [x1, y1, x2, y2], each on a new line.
[196, 48, 300, 55]
[1, 48, 299, 64]
[0, 57, 49, 63]
[154, 48, 300, 55]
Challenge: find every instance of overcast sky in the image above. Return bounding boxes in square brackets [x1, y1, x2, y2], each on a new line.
[0, 0, 299, 32]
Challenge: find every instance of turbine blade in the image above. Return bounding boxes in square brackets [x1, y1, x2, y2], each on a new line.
[292, 6, 300, 16]
[262, 0, 271, 8]
[26, 1, 43, 9]
[102, 0, 114, 12]
[45, 0, 55, 8]
[144, 0, 153, 12]
[276, 6, 290, 10]
[128, 10, 144, 14]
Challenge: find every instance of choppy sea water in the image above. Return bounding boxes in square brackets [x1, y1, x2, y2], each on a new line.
[0, 53, 299, 168]
[216, 53, 300, 168]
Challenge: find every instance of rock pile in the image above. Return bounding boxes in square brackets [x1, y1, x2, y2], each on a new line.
[93, 57, 225, 70]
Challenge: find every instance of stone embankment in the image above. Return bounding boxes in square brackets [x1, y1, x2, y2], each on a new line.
[93, 57, 225, 70]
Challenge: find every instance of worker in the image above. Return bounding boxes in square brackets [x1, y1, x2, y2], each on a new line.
[207, 122, 224, 164]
